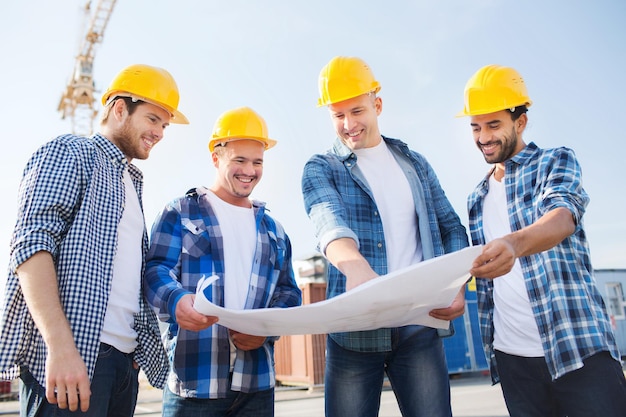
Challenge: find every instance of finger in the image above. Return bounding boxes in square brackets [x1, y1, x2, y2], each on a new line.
[46, 384, 58, 405]
[66, 388, 80, 412]
[78, 381, 91, 412]
[53, 385, 68, 409]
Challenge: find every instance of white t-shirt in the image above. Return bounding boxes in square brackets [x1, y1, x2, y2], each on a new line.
[205, 191, 257, 369]
[205, 191, 256, 310]
[483, 174, 543, 357]
[101, 168, 142, 353]
[354, 140, 422, 271]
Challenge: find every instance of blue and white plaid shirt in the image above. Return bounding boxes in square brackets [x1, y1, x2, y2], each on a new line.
[144, 186, 301, 399]
[468, 142, 620, 382]
[302, 136, 469, 352]
[0, 133, 169, 388]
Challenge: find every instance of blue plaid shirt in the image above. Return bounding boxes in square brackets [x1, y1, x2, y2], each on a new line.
[144, 187, 301, 398]
[468, 142, 620, 382]
[0, 133, 169, 389]
[302, 136, 469, 352]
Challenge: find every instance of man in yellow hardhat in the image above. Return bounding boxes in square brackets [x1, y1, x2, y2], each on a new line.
[0, 64, 188, 416]
[144, 106, 301, 417]
[460, 64, 626, 417]
[302, 56, 469, 417]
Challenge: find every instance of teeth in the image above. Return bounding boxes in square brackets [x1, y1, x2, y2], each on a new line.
[144, 138, 155, 148]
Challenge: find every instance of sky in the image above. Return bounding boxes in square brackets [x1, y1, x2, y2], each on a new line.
[0, 0, 625, 292]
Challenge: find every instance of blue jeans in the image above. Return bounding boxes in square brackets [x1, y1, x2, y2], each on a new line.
[162, 381, 274, 417]
[20, 343, 139, 417]
[495, 350, 626, 417]
[324, 326, 452, 417]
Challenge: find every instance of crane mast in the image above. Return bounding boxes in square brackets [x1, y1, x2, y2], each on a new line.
[58, 0, 117, 137]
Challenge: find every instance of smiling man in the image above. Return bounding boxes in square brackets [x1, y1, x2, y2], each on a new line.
[301, 56, 469, 417]
[144, 106, 301, 417]
[461, 64, 626, 417]
[0, 64, 187, 417]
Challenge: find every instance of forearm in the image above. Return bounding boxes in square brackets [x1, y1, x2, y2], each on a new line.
[504, 207, 575, 258]
[16, 251, 77, 353]
[144, 263, 188, 322]
[326, 238, 378, 291]
[471, 207, 576, 279]
[326, 238, 368, 274]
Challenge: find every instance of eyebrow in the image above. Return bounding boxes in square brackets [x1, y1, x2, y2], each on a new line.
[332, 105, 365, 115]
[471, 118, 501, 126]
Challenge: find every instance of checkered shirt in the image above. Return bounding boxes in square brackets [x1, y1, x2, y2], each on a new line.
[0, 133, 168, 388]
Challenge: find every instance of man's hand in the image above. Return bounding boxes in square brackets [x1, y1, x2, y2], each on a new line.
[470, 238, 516, 279]
[45, 347, 91, 412]
[175, 294, 218, 331]
[429, 287, 466, 321]
[229, 330, 266, 351]
[471, 208, 576, 279]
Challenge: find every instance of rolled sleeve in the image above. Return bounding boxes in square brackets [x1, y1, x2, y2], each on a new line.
[302, 156, 360, 255]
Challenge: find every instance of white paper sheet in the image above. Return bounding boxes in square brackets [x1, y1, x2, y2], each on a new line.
[193, 245, 483, 336]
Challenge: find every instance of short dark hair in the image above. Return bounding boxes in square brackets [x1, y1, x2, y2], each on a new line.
[508, 105, 528, 121]
[100, 96, 143, 123]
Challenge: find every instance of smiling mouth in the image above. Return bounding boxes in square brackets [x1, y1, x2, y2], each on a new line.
[479, 141, 499, 153]
[346, 129, 363, 139]
[143, 136, 156, 149]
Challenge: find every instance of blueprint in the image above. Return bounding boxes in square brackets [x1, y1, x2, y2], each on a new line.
[193, 245, 483, 336]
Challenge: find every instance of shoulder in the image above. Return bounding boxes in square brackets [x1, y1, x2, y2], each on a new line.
[523, 142, 579, 165]
[383, 136, 428, 162]
[260, 207, 287, 238]
[305, 149, 340, 165]
[34, 134, 94, 156]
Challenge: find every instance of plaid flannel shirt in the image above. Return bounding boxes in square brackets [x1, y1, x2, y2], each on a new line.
[144, 186, 301, 398]
[468, 142, 620, 382]
[301, 136, 469, 352]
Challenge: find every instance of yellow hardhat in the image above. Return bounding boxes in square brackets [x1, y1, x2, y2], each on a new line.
[317, 56, 381, 107]
[101, 64, 189, 124]
[208, 106, 277, 152]
[457, 64, 532, 117]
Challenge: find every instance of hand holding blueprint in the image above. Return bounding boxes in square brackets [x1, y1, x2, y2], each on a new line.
[193, 245, 482, 336]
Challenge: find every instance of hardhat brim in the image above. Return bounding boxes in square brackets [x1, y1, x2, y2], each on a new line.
[209, 136, 277, 152]
[170, 108, 189, 124]
[455, 100, 533, 118]
[317, 86, 381, 107]
[103, 92, 189, 124]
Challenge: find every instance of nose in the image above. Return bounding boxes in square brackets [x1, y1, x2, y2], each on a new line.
[343, 114, 356, 131]
[476, 130, 491, 146]
[152, 126, 165, 142]
[242, 161, 256, 175]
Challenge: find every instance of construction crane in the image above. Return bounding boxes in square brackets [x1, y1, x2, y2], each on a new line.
[58, 0, 117, 137]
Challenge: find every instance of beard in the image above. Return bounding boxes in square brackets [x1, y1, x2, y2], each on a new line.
[111, 118, 150, 161]
[480, 126, 519, 164]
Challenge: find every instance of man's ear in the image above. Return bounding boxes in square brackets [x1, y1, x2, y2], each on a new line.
[112, 98, 128, 121]
[374, 96, 383, 116]
[516, 113, 528, 133]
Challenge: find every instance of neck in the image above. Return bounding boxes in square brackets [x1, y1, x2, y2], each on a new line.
[493, 164, 505, 182]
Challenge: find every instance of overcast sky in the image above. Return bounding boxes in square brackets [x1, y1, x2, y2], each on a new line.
[0, 1, 624, 294]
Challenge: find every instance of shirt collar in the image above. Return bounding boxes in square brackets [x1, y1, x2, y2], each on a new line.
[91, 133, 128, 166]
[508, 141, 539, 167]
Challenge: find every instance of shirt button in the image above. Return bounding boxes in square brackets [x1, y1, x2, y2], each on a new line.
[377, 242, 383, 248]
[374, 211, 379, 216]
